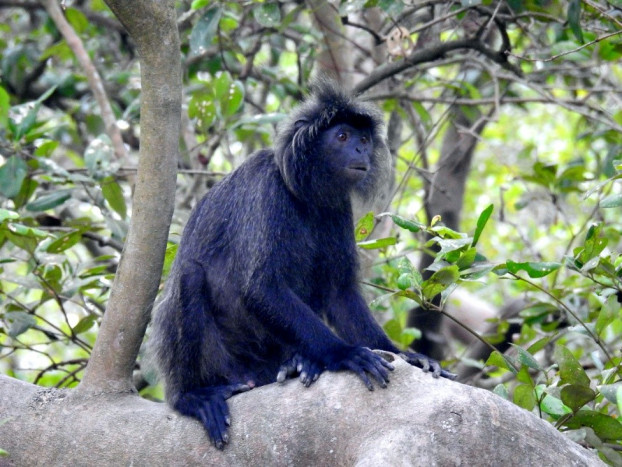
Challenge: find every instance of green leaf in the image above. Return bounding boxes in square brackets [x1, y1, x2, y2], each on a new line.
[561, 384, 596, 412]
[101, 177, 127, 219]
[0, 208, 19, 222]
[0, 156, 28, 198]
[34, 140, 59, 158]
[7, 223, 47, 237]
[472, 204, 493, 247]
[65, 8, 88, 33]
[421, 265, 459, 299]
[25, 189, 72, 212]
[398, 327, 421, 347]
[485, 350, 515, 373]
[514, 384, 536, 410]
[595, 295, 618, 336]
[253, 3, 281, 27]
[72, 314, 97, 334]
[535, 387, 572, 417]
[430, 224, 464, 239]
[456, 247, 477, 270]
[189, 89, 217, 129]
[565, 410, 622, 441]
[355, 212, 375, 242]
[567, 0, 584, 44]
[395, 289, 424, 306]
[526, 335, 554, 354]
[391, 214, 424, 233]
[554, 345, 590, 387]
[191, 0, 210, 9]
[0, 85, 9, 128]
[46, 231, 82, 253]
[213, 76, 244, 117]
[357, 237, 396, 250]
[383, 318, 402, 342]
[162, 242, 179, 278]
[189, 7, 222, 57]
[5, 311, 36, 337]
[600, 194, 622, 208]
[598, 383, 622, 405]
[510, 343, 541, 370]
[516, 365, 533, 385]
[506, 260, 561, 278]
[580, 224, 607, 263]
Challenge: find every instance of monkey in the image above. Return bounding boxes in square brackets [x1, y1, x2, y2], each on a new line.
[149, 79, 454, 449]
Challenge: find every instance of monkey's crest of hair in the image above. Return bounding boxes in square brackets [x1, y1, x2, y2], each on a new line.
[274, 79, 390, 207]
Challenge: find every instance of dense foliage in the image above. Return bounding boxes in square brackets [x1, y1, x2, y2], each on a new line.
[0, 0, 621, 461]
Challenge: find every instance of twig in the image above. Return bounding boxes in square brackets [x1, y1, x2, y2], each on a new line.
[507, 30, 622, 63]
[40, 0, 127, 161]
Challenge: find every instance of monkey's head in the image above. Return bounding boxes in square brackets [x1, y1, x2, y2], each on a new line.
[274, 79, 391, 211]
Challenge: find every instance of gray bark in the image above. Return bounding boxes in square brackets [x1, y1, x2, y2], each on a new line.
[0, 355, 602, 466]
[78, 0, 181, 394]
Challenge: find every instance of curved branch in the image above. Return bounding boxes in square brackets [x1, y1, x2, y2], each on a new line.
[40, 0, 127, 161]
[354, 37, 522, 94]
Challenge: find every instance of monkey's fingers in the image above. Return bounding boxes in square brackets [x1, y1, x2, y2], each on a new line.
[221, 383, 252, 399]
[400, 352, 456, 380]
[276, 359, 298, 383]
[346, 348, 393, 390]
[194, 396, 230, 450]
[343, 359, 375, 391]
[440, 368, 458, 380]
[300, 360, 322, 387]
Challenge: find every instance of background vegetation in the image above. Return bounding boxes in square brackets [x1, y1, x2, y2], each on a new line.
[0, 0, 621, 462]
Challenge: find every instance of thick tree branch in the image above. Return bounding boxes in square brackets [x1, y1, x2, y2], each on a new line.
[77, 0, 181, 394]
[0, 360, 603, 465]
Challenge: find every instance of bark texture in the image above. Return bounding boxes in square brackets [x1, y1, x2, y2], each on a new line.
[0, 355, 602, 466]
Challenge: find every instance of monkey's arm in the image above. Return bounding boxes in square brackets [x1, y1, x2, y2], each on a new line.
[326, 287, 456, 380]
[244, 282, 393, 390]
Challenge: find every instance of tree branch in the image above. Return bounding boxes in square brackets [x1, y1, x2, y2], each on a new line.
[40, 0, 127, 161]
[354, 37, 522, 94]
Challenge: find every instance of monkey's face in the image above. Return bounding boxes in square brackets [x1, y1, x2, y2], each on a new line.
[320, 123, 372, 183]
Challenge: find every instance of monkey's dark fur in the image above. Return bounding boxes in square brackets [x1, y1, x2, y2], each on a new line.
[150, 80, 452, 449]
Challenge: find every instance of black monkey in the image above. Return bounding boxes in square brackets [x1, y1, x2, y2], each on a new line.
[149, 80, 453, 449]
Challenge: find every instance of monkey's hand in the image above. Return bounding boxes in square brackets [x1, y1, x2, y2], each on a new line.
[277, 353, 324, 387]
[400, 351, 457, 380]
[327, 346, 394, 391]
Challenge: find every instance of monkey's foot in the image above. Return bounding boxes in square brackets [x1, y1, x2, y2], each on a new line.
[174, 383, 251, 449]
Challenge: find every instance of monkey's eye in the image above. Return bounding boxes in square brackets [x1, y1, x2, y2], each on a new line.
[336, 131, 348, 142]
[361, 136, 368, 144]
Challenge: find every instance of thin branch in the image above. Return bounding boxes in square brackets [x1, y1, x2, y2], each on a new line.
[40, 0, 127, 161]
[507, 29, 622, 63]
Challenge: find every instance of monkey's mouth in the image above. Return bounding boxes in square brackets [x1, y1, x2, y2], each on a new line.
[346, 164, 370, 179]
